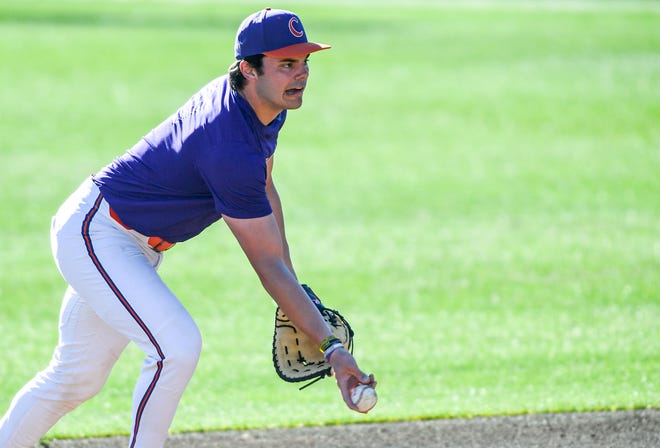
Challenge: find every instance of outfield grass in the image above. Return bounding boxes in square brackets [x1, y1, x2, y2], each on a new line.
[0, 0, 659, 440]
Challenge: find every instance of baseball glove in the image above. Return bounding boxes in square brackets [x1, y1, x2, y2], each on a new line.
[272, 284, 354, 389]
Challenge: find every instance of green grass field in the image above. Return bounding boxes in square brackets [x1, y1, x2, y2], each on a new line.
[1, 0, 659, 441]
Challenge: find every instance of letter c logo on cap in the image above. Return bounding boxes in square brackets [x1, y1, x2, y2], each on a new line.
[289, 17, 304, 38]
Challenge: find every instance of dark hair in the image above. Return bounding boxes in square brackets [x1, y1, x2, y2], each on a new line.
[228, 54, 265, 91]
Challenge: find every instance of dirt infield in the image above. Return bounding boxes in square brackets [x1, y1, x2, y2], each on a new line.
[44, 409, 659, 448]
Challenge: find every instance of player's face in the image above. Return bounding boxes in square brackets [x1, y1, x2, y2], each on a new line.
[255, 55, 310, 113]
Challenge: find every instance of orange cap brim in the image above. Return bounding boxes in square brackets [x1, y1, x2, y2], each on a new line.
[263, 42, 331, 58]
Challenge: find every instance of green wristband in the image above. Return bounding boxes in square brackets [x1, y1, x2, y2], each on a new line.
[319, 336, 342, 353]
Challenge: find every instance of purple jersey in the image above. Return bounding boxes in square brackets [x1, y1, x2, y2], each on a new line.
[93, 75, 286, 243]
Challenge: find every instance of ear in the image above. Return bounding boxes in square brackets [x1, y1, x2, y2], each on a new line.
[239, 60, 258, 80]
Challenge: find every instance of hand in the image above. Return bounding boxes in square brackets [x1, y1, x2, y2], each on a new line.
[327, 348, 377, 413]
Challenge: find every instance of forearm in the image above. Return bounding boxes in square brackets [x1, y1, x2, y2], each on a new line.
[258, 259, 331, 346]
[223, 213, 375, 412]
[224, 214, 328, 343]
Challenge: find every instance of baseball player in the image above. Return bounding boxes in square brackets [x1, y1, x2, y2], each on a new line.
[0, 8, 376, 448]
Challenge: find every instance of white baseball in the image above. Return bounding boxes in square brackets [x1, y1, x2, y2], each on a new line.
[351, 385, 377, 413]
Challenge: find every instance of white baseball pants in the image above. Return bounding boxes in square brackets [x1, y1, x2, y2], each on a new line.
[0, 177, 202, 448]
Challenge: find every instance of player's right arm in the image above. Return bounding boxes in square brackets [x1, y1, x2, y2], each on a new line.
[223, 213, 330, 344]
[223, 213, 375, 411]
[264, 155, 296, 278]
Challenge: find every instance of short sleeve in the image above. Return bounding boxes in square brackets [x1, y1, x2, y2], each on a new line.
[198, 142, 272, 219]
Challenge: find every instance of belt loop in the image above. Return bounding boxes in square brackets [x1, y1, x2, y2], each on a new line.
[147, 237, 176, 252]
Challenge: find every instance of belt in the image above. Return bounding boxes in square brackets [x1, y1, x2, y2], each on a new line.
[109, 207, 176, 252]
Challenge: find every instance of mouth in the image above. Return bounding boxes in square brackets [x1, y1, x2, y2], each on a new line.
[285, 87, 305, 97]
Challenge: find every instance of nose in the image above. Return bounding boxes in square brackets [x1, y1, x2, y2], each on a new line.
[296, 63, 309, 80]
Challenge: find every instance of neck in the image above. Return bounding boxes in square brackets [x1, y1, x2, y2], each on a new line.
[238, 87, 281, 126]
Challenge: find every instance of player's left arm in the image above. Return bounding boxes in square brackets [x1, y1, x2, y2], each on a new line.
[265, 155, 296, 278]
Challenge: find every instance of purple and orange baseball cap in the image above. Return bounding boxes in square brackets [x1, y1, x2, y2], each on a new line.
[234, 8, 331, 59]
